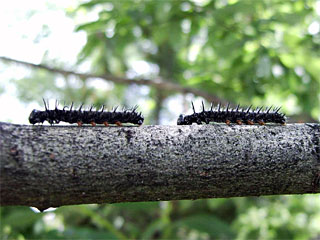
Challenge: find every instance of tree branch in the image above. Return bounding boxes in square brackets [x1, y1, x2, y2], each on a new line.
[0, 56, 225, 104]
[1, 122, 319, 211]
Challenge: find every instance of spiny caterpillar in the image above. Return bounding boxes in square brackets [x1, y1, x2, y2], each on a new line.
[177, 102, 286, 125]
[29, 100, 144, 126]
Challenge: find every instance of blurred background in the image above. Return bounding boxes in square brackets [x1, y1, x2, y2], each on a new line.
[0, 0, 320, 239]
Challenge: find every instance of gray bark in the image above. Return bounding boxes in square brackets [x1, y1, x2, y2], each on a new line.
[0, 122, 319, 211]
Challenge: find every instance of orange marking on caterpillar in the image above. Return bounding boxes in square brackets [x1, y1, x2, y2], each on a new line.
[247, 120, 254, 125]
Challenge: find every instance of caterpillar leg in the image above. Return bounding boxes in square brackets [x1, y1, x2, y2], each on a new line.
[225, 120, 231, 125]
[77, 121, 83, 127]
[103, 121, 109, 127]
[90, 121, 96, 127]
[115, 121, 122, 126]
[247, 120, 254, 125]
[236, 120, 242, 125]
[258, 121, 265, 125]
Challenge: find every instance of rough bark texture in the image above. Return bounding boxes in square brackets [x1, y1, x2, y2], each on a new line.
[0, 122, 319, 210]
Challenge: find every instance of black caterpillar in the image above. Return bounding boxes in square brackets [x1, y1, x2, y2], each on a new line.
[177, 102, 286, 125]
[29, 100, 144, 126]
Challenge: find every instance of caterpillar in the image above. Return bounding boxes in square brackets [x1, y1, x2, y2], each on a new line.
[29, 100, 144, 126]
[177, 102, 286, 125]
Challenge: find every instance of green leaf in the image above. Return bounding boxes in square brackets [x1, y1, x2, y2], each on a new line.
[174, 214, 235, 238]
[140, 219, 167, 239]
[79, 0, 111, 9]
[114, 202, 159, 211]
[1, 207, 41, 230]
[63, 227, 116, 239]
[75, 19, 109, 32]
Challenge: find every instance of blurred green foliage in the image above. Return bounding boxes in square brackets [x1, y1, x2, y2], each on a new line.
[1, 196, 320, 239]
[2, 0, 320, 239]
[13, 0, 320, 122]
[73, 0, 320, 120]
[0, 85, 4, 95]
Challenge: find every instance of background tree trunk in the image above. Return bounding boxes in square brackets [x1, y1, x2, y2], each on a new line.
[0, 122, 319, 211]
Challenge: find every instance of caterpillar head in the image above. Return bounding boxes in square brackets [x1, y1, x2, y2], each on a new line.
[177, 114, 191, 125]
[137, 117, 144, 126]
[274, 114, 286, 125]
[134, 113, 144, 126]
[29, 109, 45, 124]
